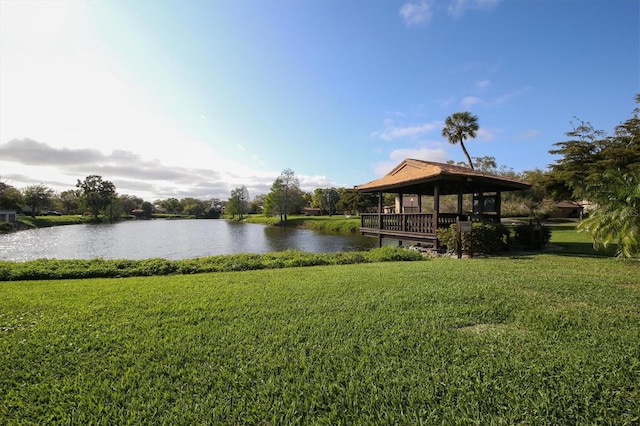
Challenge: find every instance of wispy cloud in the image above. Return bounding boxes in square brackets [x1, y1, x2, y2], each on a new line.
[515, 129, 542, 140]
[448, 0, 501, 18]
[400, 0, 501, 27]
[461, 96, 483, 108]
[493, 87, 530, 105]
[476, 128, 498, 141]
[371, 121, 440, 141]
[399, 1, 433, 27]
[476, 79, 490, 89]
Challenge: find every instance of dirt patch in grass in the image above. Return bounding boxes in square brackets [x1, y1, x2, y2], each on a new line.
[456, 323, 526, 336]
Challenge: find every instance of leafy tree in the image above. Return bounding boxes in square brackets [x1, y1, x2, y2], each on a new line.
[311, 188, 340, 215]
[227, 186, 250, 219]
[22, 184, 54, 217]
[548, 95, 640, 200]
[0, 182, 24, 211]
[59, 189, 81, 214]
[155, 197, 182, 214]
[578, 170, 640, 258]
[76, 175, 116, 218]
[264, 169, 303, 222]
[141, 201, 154, 218]
[119, 194, 143, 215]
[204, 198, 225, 218]
[249, 194, 267, 214]
[442, 111, 479, 170]
[180, 198, 206, 217]
[502, 169, 553, 218]
[337, 188, 378, 215]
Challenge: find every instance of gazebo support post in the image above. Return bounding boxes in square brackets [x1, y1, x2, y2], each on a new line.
[433, 183, 440, 251]
[377, 192, 383, 247]
[398, 192, 404, 246]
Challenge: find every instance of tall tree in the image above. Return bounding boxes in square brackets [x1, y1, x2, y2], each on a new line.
[22, 184, 54, 217]
[227, 186, 250, 219]
[319, 188, 340, 215]
[442, 111, 479, 170]
[76, 175, 116, 218]
[265, 169, 302, 222]
[548, 95, 640, 200]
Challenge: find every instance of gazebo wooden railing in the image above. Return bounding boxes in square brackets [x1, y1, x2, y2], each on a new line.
[360, 213, 468, 243]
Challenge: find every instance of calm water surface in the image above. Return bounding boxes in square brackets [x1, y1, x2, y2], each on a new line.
[0, 219, 378, 261]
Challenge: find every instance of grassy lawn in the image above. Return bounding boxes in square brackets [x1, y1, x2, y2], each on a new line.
[2, 252, 639, 424]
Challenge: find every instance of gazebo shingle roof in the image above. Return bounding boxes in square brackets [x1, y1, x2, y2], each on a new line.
[356, 158, 530, 195]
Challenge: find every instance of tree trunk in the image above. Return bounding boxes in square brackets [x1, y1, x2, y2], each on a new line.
[460, 140, 474, 170]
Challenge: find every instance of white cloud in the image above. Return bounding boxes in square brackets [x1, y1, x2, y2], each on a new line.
[476, 128, 499, 141]
[461, 96, 482, 108]
[399, 1, 433, 27]
[373, 147, 449, 177]
[371, 121, 440, 141]
[390, 147, 449, 163]
[0, 138, 347, 200]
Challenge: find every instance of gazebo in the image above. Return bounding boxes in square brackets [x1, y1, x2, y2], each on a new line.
[355, 158, 531, 248]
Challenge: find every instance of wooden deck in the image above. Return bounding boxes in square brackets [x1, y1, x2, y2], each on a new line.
[360, 213, 467, 245]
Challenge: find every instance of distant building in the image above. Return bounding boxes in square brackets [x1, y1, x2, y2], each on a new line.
[547, 200, 584, 219]
[0, 210, 17, 223]
[302, 207, 322, 216]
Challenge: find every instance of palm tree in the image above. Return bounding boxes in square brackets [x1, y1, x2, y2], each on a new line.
[442, 111, 479, 170]
[578, 170, 640, 258]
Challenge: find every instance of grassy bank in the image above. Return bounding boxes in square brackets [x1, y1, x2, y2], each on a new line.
[0, 247, 423, 281]
[1, 255, 639, 424]
[16, 215, 94, 229]
[242, 214, 362, 233]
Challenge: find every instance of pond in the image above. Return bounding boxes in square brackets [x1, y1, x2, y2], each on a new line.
[0, 219, 379, 261]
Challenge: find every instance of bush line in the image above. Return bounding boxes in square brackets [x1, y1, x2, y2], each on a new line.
[0, 246, 425, 281]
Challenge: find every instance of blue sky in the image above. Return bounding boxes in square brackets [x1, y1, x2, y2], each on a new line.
[1, 0, 638, 201]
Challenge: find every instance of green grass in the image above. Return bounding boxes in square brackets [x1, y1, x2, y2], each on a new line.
[2, 256, 639, 424]
[547, 220, 618, 256]
[2, 220, 639, 423]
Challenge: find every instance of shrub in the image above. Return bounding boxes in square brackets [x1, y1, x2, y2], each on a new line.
[513, 223, 552, 250]
[437, 222, 510, 255]
[0, 222, 14, 234]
